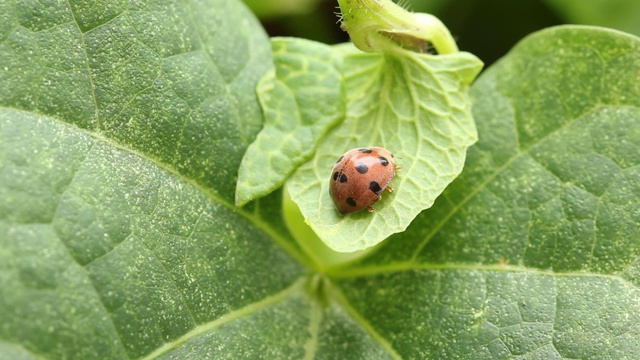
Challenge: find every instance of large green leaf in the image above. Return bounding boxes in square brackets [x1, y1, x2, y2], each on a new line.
[0, 110, 305, 359]
[332, 25, 640, 358]
[0, 0, 270, 204]
[2, 0, 640, 358]
[0, 0, 306, 358]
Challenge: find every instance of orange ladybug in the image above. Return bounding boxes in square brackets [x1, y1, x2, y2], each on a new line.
[329, 147, 398, 215]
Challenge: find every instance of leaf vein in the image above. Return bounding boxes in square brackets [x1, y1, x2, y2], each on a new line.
[140, 277, 306, 360]
[65, 0, 101, 130]
[410, 104, 612, 262]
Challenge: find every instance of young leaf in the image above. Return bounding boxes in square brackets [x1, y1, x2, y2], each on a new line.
[288, 51, 483, 252]
[332, 25, 640, 358]
[236, 38, 344, 206]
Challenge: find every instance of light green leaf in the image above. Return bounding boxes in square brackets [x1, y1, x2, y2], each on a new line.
[331, 25, 640, 358]
[544, 0, 640, 36]
[288, 50, 483, 252]
[236, 37, 344, 206]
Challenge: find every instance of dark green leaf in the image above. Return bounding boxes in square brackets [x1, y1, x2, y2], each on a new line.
[0, 0, 304, 358]
[1, 0, 271, 204]
[334, 25, 640, 359]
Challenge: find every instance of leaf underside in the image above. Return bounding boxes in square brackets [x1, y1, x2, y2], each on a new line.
[288, 49, 483, 252]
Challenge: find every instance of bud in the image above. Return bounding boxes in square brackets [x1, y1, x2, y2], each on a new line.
[337, 0, 458, 54]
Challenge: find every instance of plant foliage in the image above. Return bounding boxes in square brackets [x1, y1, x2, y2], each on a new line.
[1, 0, 639, 358]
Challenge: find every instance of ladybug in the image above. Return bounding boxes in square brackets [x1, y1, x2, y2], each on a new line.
[329, 147, 398, 215]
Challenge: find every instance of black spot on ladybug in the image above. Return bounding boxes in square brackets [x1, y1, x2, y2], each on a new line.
[346, 197, 357, 206]
[355, 162, 369, 174]
[336, 155, 344, 163]
[369, 181, 382, 194]
[333, 171, 339, 181]
[379, 156, 389, 166]
[359, 148, 373, 154]
[340, 174, 348, 183]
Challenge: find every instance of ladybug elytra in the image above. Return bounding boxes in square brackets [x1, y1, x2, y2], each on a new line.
[329, 147, 398, 215]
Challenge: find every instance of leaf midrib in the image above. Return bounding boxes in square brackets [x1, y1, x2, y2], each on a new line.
[140, 277, 307, 360]
[329, 261, 639, 290]
[332, 285, 403, 360]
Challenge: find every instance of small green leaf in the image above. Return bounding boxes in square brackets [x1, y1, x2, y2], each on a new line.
[289, 50, 483, 252]
[236, 38, 344, 206]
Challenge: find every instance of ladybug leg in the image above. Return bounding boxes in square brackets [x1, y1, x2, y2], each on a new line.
[386, 186, 394, 193]
[367, 194, 382, 212]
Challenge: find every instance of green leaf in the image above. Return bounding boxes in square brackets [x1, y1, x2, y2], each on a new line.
[1, 110, 305, 359]
[0, 0, 271, 205]
[3, 0, 640, 358]
[544, 0, 640, 36]
[0, 0, 305, 358]
[235, 38, 344, 206]
[289, 51, 483, 252]
[331, 25, 640, 358]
